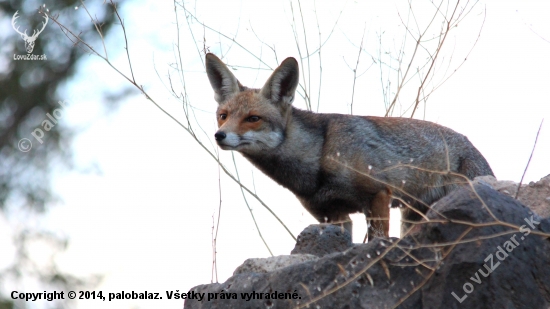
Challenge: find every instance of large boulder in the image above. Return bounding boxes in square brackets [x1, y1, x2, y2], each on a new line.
[475, 174, 550, 218]
[290, 223, 354, 257]
[233, 254, 319, 275]
[184, 184, 550, 309]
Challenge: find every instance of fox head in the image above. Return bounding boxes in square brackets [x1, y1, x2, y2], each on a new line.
[205, 53, 299, 155]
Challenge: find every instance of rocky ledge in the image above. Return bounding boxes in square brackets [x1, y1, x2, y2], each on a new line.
[184, 175, 550, 309]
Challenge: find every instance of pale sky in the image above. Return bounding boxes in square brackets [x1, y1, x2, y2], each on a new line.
[3, 1, 550, 308]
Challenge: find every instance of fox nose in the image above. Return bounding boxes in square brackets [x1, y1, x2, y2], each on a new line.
[214, 131, 226, 141]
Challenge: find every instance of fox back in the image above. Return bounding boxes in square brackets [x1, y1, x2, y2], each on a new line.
[205, 53, 494, 240]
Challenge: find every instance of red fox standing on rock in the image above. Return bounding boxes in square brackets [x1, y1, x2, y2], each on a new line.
[205, 53, 494, 241]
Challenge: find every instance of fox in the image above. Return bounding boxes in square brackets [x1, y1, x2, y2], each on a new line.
[205, 53, 494, 241]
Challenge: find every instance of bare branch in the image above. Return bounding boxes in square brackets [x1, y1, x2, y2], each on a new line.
[515, 119, 544, 199]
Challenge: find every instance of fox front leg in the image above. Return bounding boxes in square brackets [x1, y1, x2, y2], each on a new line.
[365, 188, 391, 242]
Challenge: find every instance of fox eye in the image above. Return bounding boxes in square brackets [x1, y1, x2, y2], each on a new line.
[219, 114, 227, 120]
[247, 116, 261, 122]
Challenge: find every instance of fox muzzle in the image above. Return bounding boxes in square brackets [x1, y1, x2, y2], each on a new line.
[214, 131, 226, 141]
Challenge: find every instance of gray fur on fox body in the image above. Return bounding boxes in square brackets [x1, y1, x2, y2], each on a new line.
[205, 53, 494, 240]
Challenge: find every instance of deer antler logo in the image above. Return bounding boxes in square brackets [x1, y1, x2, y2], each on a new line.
[12, 11, 48, 54]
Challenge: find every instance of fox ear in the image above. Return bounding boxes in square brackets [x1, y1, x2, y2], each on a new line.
[261, 57, 299, 105]
[205, 53, 243, 104]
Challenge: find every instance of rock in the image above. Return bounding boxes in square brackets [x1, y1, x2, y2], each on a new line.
[419, 183, 550, 308]
[233, 254, 318, 275]
[475, 174, 550, 218]
[290, 224, 354, 257]
[184, 184, 550, 309]
[233, 223, 352, 277]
